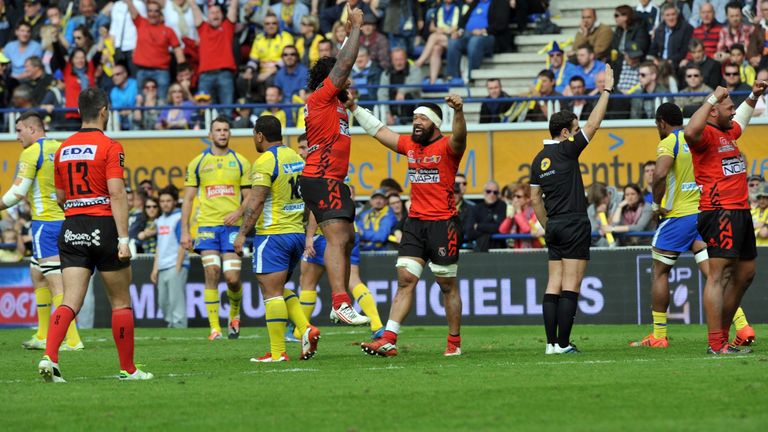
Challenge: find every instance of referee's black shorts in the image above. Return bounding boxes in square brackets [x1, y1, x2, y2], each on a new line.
[58, 215, 130, 272]
[545, 214, 591, 261]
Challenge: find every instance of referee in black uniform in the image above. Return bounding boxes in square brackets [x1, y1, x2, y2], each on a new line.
[530, 64, 615, 355]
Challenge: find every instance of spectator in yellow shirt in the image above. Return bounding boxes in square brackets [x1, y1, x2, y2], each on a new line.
[260, 85, 291, 126]
[752, 184, 768, 246]
[247, 12, 294, 82]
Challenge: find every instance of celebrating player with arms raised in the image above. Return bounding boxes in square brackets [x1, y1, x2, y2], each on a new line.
[181, 117, 251, 341]
[352, 95, 467, 357]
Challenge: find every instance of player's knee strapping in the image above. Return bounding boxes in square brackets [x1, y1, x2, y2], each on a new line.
[222, 259, 241, 273]
[202, 255, 222, 268]
[29, 257, 40, 272]
[396, 258, 424, 278]
[40, 261, 62, 276]
[652, 250, 678, 266]
[694, 248, 709, 264]
[428, 262, 458, 278]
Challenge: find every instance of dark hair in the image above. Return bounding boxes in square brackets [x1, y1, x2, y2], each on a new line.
[282, 44, 298, 54]
[655, 102, 683, 126]
[78, 87, 109, 122]
[16, 111, 45, 130]
[70, 47, 89, 71]
[73, 24, 94, 47]
[308, 57, 336, 91]
[158, 185, 179, 202]
[318, 39, 333, 48]
[209, 115, 231, 131]
[142, 78, 158, 89]
[615, 5, 635, 25]
[587, 182, 608, 206]
[456, 173, 467, 180]
[722, 60, 740, 74]
[548, 110, 577, 138]
[266, 85, 283, 96]
[685, 64, 702, 73]
[486, 78, 501, 85]
[25, 56, 43, 70]
[416, 102, 443, 120]
[380, 178, 403, 193]
[15, 21, 33, 31]
[624, 183, 643, 197]
[254, 115, 283, 141]
[177, 63, 193, 73]
[298, 133, 307, 142]
[643, 160, 656, 168]
[569, 75, 585, 85]
[538, 69, 556, 81]
[730, 43, 746, 55]
[688, 38, 703, 51]
[577, 43, 594, 54]
[725, 1, 742, 13]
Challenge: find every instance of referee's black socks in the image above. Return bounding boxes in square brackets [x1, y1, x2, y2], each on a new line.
[542, 294, 560, 345]
[557, 291, 580, 349]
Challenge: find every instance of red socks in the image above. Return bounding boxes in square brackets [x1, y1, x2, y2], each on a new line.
[332, 292, 352, 309]
[112, 308, 136, 374]
[382, 330, 398, 344]
[45, 305, 76, 363]
[708, 330, 725, 351]
[448, 334, 461, 347]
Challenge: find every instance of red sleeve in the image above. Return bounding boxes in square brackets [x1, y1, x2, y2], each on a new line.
[133, 15, 145, 28]
[731, 122, 743, 140]
[498, 217, 513, 233]
[166, 26, 181, 48]
[53, 148, 64, 190]
[105, 141, 125, 180]
[314, 77, 339, 105]
[691, 126, 714, 150]
[223, 19, 234, 34]
[396, 135, 409, 155]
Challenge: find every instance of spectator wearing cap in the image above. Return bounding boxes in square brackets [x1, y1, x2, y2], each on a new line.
[716, 1, 754, 62]
[378, 47, 421, 125]
[271, 0, 310, 36]
[110, 63, 139, 130]
[526, 69, 561, 122]
[479, 78, 511, 124]
[64, 0, 110, 46]
[611, 5, 650, 59]
[722, 61, 751, 106]
[0, 2, 12, 48]
[261, 85, 292, 126]
[752, 183, 768, 245]
[320, 0, 373, 35]
[564, 76, 594, 120]
[350, 46, 382, 102]
[273, 44, 307, 104]
[356, 188, 398, 252]
[0, 52, 17, 109]
[17, 0, 45, 40]
[630, 61, 668, 119]
[635, 0, 660, 33]
[110, 0, 147, 75]
[295, 15, 323, 66]
[190, 0, 237, 110]
[675, 64, 712, 117]
[573, 8, 613, 62]
[539, 41, 579, 94]
[689, 2, 722, 60]
[19, 56, 52, 104]
[466, 180, 506, 252]
[247, 12, 294, 83]
[748, 175, 765, 209]
[126, 0, 185, 102]
[689, 0, 728, 27]
[612, 42, 644, 94]
[445, 0, 496, 83]
[649, 3, 693, 69]
[3, 22, 43, 79]
[189, 91, 210, 129]
[360, 13, 390, 70]
[574, 44, 606, 90]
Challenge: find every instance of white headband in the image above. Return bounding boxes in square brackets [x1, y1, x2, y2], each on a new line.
[414, 106, 442, 128]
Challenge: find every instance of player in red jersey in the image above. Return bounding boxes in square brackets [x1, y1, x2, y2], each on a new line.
[684, 80, 768, 355]
[299, 5, 370, 326]
[352, 95, 467, 357]
[38, 88, 153, 382]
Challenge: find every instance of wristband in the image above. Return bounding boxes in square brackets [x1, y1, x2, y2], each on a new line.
[749, 92, 759, 101]
[651, 203, 660, 212]
[707, 94, 718, 105]
[118, 237, 130, 245]
[603, 88, 613, 94]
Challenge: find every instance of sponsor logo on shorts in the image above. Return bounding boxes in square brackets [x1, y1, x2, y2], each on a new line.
[721, 155, 746, 176]
[197, 230, 215, 240]
[282, 162, 305, 174]
[541, 157, 551, 171]
[64, 196, 110, 210]
[408, 168, 440, 183]
[205, 185, 235, 199]
[64, 229, 101, 246]
[228, 231, 238, 245]
[59, 145, 97, 162]
[438, 247, 446, 257]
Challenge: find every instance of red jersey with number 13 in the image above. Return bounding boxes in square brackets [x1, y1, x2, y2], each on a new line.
[689, 123, 749, 211]
[302, 77, 351, 181]
[54, 129, 125, 217]
[397, 135, 463, 220]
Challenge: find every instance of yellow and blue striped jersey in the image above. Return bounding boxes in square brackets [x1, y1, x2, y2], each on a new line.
[185, 149, 251, 227]
[16, 138, 64, 221]
[656, 130, 700, 218]
[250, 145, 304, 235]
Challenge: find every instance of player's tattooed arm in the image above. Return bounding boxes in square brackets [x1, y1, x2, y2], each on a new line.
[238, 186, 269, 237]
[328, 5, 364, 89]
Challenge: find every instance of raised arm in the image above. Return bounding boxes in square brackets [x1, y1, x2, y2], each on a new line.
[329, 5, 364, 89]
[685, 86, 728, 146]
[189, 0, 204, 27]
[125, 0, 140, 20]
[446, 94, 466, 155]
[227, 0, 238, 23]
[581, 63, 614, 141]
[347, 99, 400, 151]
[733, 80, 768, 132]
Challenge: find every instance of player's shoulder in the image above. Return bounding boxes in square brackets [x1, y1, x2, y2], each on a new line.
[231, 150, 250, 163]
[187, 149, 208, 165]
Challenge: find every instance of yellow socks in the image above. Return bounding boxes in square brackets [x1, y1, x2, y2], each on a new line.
[35, 287, 51, 340]
[52, 293, 82, 347]
[264, 296, 288, 360]
[652, 310, 668, 339]
[204, 289, 221, 333]
[227, 288, 243, 320]
[299, 290, 317, 321]
[732, 307, 749, 331]
[284, 289, 309, 336]
[352, 283, 383, 332]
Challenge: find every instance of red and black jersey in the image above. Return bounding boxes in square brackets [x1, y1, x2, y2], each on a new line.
[397, 135, 463, 220]
[302, 77, 351, 181]
[689, 123, 749, 211]
[54, 129, 125, 217]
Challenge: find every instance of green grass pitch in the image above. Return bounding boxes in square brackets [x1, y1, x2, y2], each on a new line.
[2, 324, 767, 431]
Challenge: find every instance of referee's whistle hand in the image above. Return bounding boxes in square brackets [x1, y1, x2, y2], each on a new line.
[118, 244, 132, 262]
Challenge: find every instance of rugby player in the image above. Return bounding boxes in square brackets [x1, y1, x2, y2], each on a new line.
[530, 64, 614, 355]
[630, 103, 755, 348]
[299, 5, 370, 326]
[232, 116, 320, 362]
[39, 88, 152, 382]
[1, 112, 82, 351]
[181, 117, 251, 341]
[684, 81, 767, 354]
[353, 95, 467, 357]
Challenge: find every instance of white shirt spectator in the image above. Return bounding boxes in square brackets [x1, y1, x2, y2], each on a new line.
[110, 0, 147, 51]
[164, 0, 198, 45]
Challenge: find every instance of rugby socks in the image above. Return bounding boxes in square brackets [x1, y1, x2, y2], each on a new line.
[53, 293, 82, 348]
[708, 330, 725, 351]
[542, 294, 559, 345]
[299, 290, 317, 320]
[112, 308, 136, 374]
[352, 283, 383, 332]
[652, 311, 668, 339]
[557, 291, 579, 349]
[447, 334, 461, 348]
[264, 296, 288, 360]
[332, 292, 352, 309]
[227, 287, 243, 320]
[732, 307, 749, 331]
[35, 287, 52, 340]
[45, 305, 76, 363]
[382, 320, 400, 344]
[284, 289, 308, 335]
[204, 289, 222, 333]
